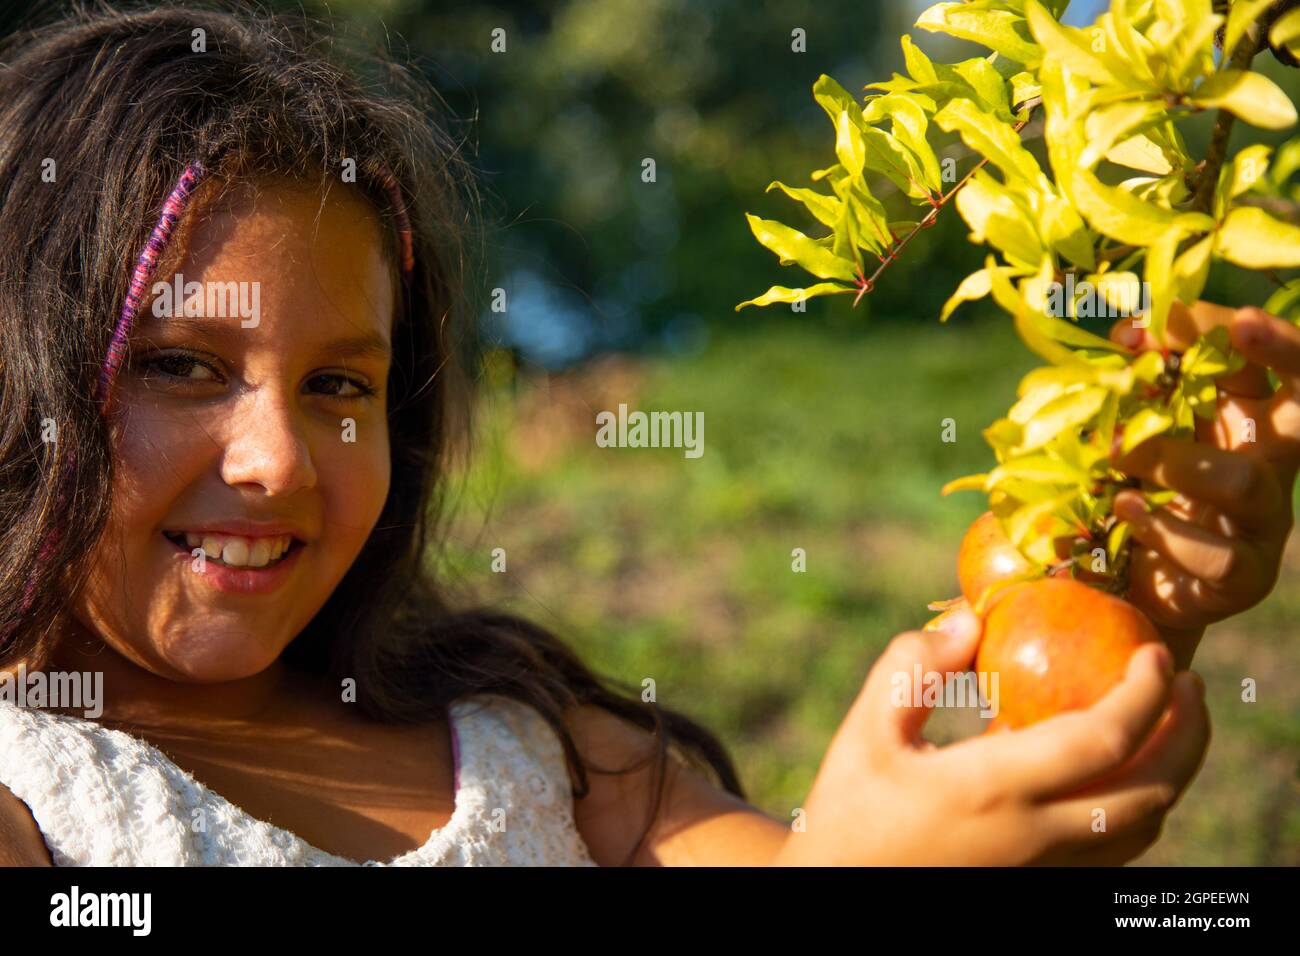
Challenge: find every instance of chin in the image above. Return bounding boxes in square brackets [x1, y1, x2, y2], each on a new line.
[155, 631, 287, 682]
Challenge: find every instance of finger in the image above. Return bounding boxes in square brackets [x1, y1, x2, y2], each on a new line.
[960, 642, 1174, 801]
[857, 614, 983, 755]
[1114, 490, 1260, 587]
[1111, 307, 1272, 398]
[1045, 672, 1209, 844]
[1168, 300, 1237, 349]
[1118, 436, 1284, 533]
[1232, 307, 1300, 395]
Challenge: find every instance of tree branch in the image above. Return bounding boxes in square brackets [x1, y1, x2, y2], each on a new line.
[854, 98, 1041, 302]
[1192, 22, 1268, 214]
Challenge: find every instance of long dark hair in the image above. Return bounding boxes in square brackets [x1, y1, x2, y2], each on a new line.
[0, 0, 744, 866]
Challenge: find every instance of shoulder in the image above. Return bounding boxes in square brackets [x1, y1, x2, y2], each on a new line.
[560, 702, 789, 866]
[0, 781, 52, 866]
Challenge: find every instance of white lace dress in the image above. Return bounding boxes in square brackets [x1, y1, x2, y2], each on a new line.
[0, 693, 598, 866]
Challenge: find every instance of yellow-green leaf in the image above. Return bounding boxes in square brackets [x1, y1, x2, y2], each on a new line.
[735, 282, 855, 311]
[1215, 206, 1300, 267]
[1071, 169, 1214, 245]
[1271, 6, 1300, 58]
[836, 111, 867, 179]
[813, 75, 861, 127]
[1226, 0, 1275, 63]
[1191, 70, 1298, 130]
[1120, 407, 1175, 455]
[765, 181, 840, 228]
[1023, 0, 1120, 82]
[940, 473, 989, 496]
[934, 97, 1048, 188]
[744, 214, 860, 281]
[955, 172, 1045, 268]
[917, 2, 1041, 64]
[1018, 386, 1109, 453]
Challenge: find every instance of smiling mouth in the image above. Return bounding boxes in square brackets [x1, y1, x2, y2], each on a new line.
[162, 531, 304, 569]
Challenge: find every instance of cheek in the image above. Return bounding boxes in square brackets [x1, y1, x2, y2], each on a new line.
[319, 419, 391, 551]
[108, 411, 216, 545]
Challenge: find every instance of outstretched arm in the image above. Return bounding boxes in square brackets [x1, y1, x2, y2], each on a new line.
[0, 782, 53, 867]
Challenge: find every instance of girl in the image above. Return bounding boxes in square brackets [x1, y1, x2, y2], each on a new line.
[0, 1, 1296, 867]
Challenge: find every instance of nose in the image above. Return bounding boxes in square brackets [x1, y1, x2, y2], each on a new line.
[218, 386, 318, 495]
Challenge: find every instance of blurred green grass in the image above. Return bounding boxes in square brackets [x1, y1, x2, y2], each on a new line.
[437, 314, 1300, 866]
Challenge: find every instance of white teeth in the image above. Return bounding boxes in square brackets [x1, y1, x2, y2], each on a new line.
[174, 532, 295, 566]
[247, 538, 272, 568]
[221, 538, 250, 567]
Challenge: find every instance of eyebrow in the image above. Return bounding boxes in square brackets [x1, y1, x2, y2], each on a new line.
[134, 316, 392, 362]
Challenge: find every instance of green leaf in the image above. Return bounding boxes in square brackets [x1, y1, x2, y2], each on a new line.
[810, 164, 845, 184]
[1071, 169, 1215, 245]
[1023, 0, 1121, 83]
[1218, 144, 1272, 217]
[917, 2, 1042, 64]
[941, 473, 989, 495]
[1143, 228, 1181, 344]
[1016, 386, 1109, 454]
[953, 56, 1013, 120]
[1011, 71, 1042, 111]
[1225, 0, 1275, 63]
[934, 98, 1048, 188]
[955, 172, 1044, 268]
[863, 93, 943, 192]
[1080, 102, 1168, 171]
[765, 181, 840, 228]
[1191, 71, 1298, 131]
[1006, 490, 1084, 566]
[735, 283, 855, 311]
[1271, 6, 1300, 59]
[1263, 277, 1300, 320]
[988, 455, 1089, 488]
[857, 127, 928, 199]
[744, 214, 860, 281]
[813, 75, 861, 128]
[1215, 206, 1300, 267]
[1120, 407, 1175, 455]
[1041, 198, 1096, 270]
[835, 176, 894, 253]
[836, 110, 867, 179]
[900, 33, 938, 85]
[940, 267, 1002, 322]
[1107, 134, 1175, 176]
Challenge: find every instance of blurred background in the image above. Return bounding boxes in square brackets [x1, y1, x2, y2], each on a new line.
[7, 0, 1296, 863]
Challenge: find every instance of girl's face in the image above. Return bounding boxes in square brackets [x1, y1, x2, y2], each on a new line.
[74, 179, 395, 682]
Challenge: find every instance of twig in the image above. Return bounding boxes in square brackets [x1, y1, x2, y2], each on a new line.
[853, 98, 1042, 303]
[1192, 21, 1267, 214]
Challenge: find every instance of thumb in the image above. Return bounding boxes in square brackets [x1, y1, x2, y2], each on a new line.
[856, 607, 984, 752]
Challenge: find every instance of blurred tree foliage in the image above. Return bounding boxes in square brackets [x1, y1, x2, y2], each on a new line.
[5, 0, 1298, 365]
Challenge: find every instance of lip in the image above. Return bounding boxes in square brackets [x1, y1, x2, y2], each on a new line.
[162, 519, 313, 541]
[164, 533, 304, 595]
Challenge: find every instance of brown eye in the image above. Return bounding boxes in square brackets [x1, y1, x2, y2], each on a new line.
[140, 352, 222, 383]
[305, 373, 376, 399]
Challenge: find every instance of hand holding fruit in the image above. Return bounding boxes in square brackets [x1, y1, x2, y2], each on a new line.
[770, 609, 1209, 866]
[1109, 301, 1300, 666]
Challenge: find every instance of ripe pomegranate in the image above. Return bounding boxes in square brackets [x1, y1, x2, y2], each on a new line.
[957, 511, 1038, 612]
[975, 577, 1162, 730]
